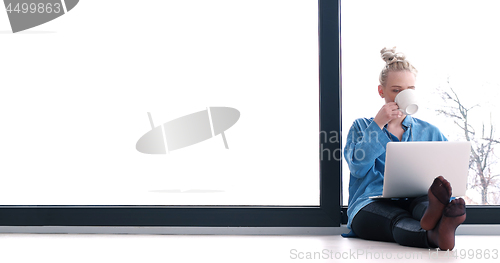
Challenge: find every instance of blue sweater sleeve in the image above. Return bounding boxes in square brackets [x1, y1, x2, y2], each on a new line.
[344, 118, 391, 179]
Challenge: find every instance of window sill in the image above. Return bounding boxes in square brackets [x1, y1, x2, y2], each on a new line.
[0, 225, 498, 235]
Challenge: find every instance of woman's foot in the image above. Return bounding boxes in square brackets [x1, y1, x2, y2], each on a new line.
[421, 176, 452, 230]
[427, 198, 466, 250]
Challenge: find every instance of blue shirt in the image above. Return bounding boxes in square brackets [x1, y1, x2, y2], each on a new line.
[342, 115, 447, 237]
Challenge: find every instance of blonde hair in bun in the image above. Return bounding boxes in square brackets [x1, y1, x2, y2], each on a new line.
[379, 47, 418, 86]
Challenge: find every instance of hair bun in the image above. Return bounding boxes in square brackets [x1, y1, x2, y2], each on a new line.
[380, 47, 406, 64]
[379, 47, 417, 86]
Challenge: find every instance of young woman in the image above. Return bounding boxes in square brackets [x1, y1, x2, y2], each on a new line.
[343, 47, 466, 250]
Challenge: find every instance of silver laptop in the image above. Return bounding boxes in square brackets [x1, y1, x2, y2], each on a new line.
[370, 141, 471, 199]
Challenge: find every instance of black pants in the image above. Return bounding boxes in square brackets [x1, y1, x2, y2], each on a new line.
[351, 195, 437, 248]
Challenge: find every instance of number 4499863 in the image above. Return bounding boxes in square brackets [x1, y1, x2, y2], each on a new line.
[6, 2, 62, 14]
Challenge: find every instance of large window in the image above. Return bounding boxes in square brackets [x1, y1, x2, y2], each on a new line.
[0, 1, 341, 227]
[341, 0, 500, 223]
[4, 0, 495, 229]
[1, 0, 319, 207]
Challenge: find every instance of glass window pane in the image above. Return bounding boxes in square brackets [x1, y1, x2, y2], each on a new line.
[0, 0, 319, 206]
[342, 0, 500, 205]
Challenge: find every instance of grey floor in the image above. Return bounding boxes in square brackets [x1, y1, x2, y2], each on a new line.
[0, 233, 497, 262]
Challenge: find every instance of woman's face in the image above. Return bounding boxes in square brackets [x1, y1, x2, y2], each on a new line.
[378, 70, 416, 103]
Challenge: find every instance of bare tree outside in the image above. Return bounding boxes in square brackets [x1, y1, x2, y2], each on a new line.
[436, 79, 500, 204]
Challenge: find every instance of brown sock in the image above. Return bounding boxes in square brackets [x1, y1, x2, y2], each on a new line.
[430, 177, 451, 205]
[436, 198, 467, 250]
[420, 176, 452, 230]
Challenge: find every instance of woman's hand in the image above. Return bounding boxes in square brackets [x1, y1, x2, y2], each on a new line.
[373, 102, 402, 129]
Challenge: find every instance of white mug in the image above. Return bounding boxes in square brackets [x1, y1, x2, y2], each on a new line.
[395, 89, 419, 115]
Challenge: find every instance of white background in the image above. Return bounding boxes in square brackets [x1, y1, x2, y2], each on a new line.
[0, 0, 319, 205]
